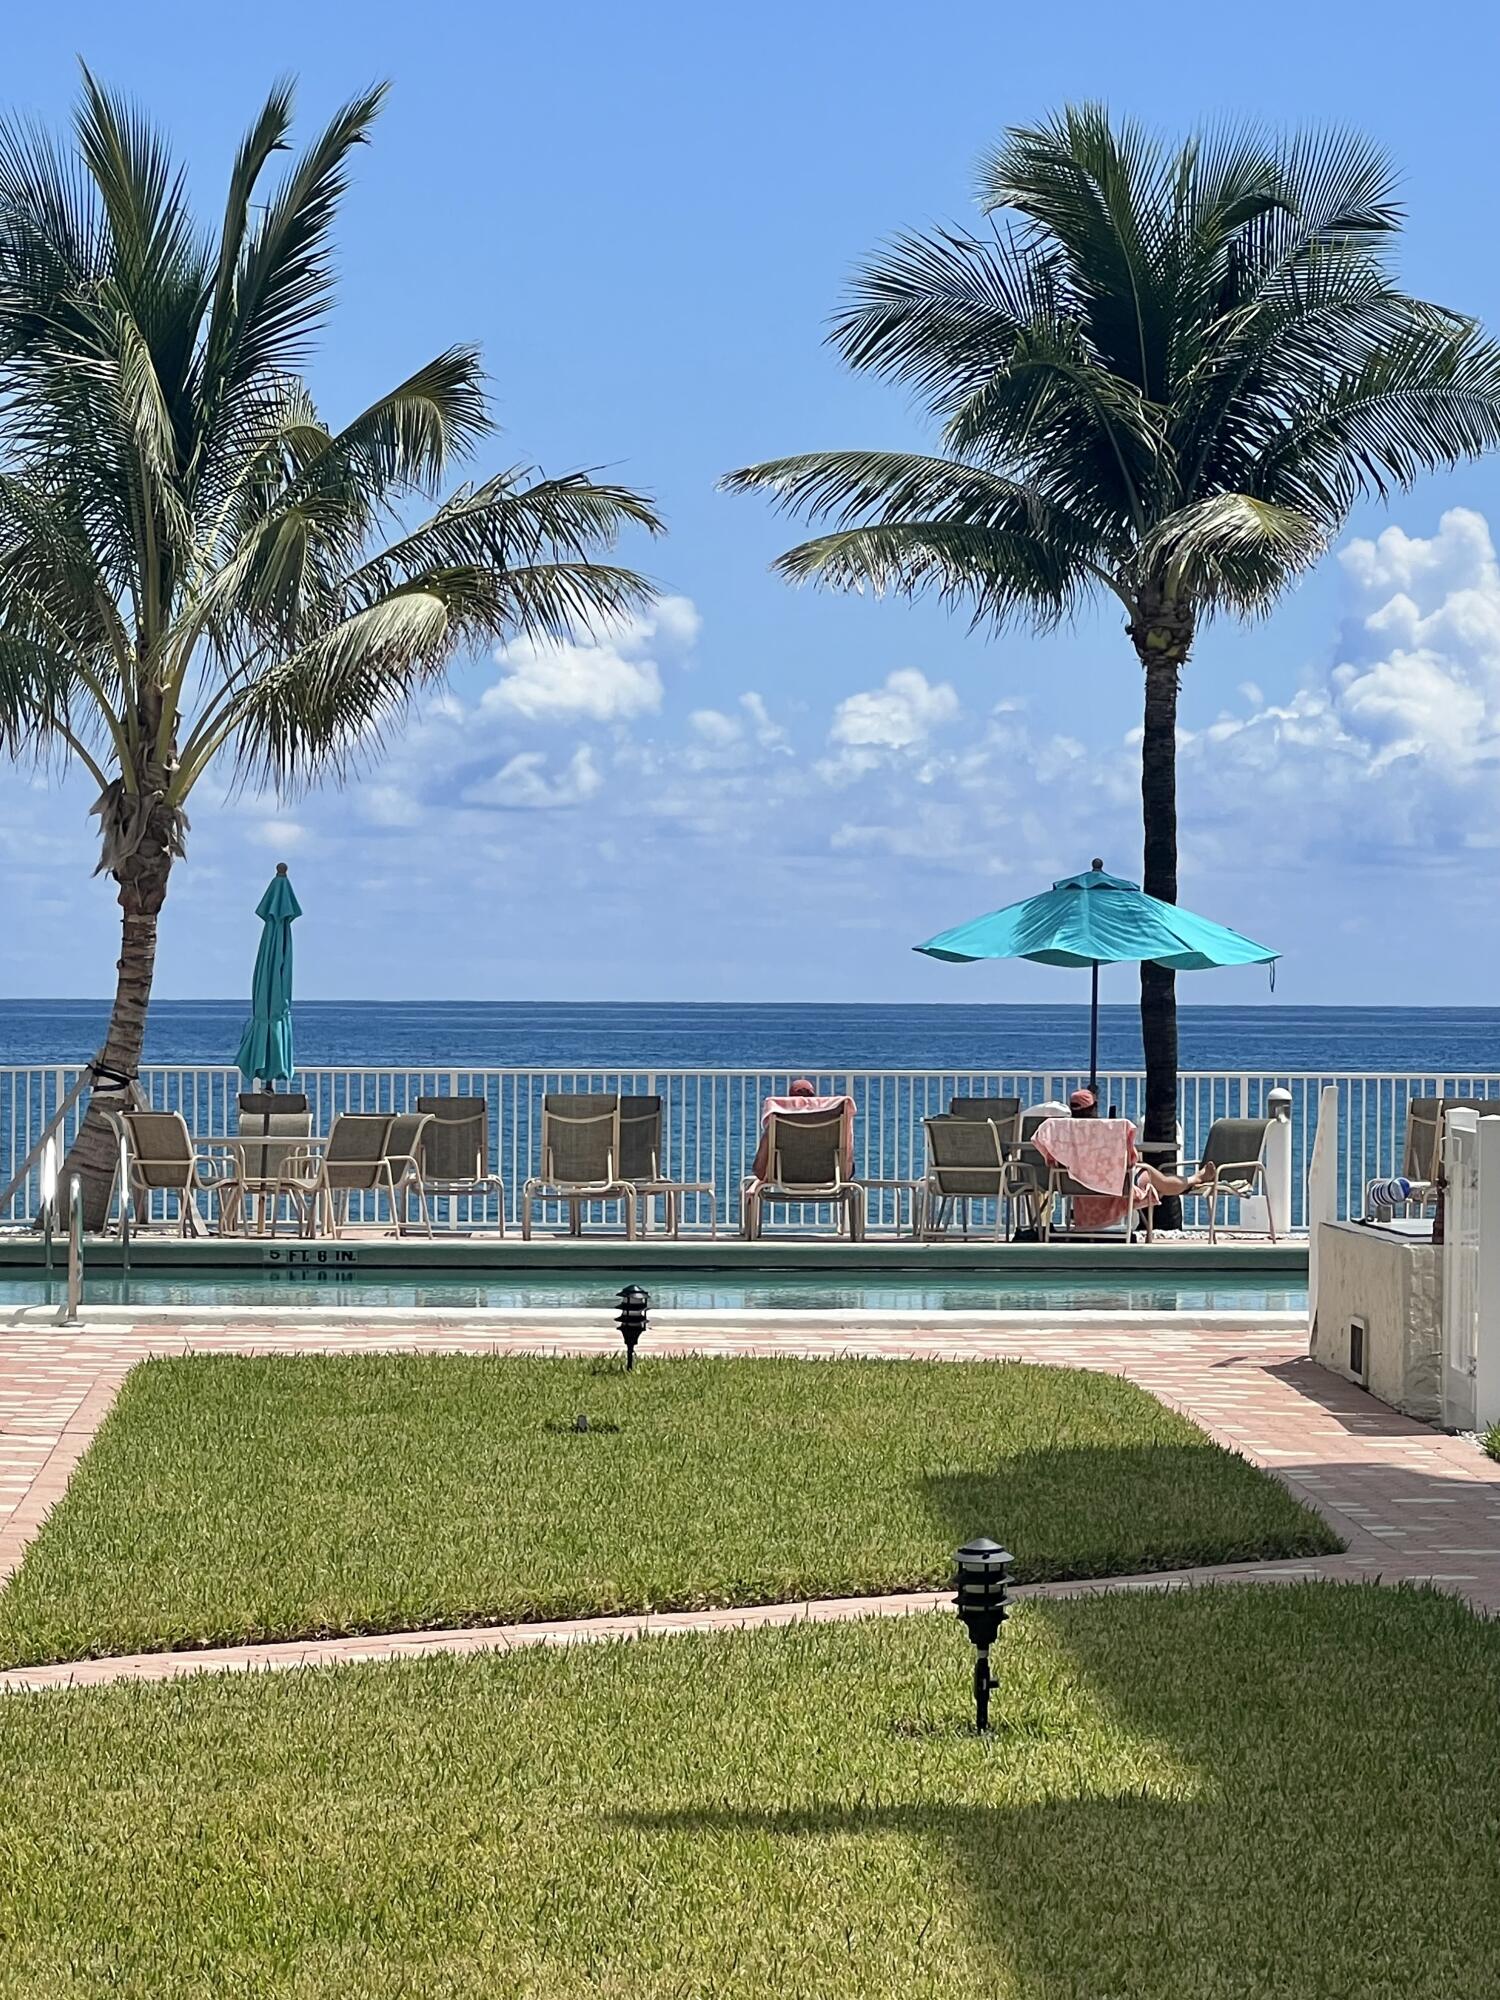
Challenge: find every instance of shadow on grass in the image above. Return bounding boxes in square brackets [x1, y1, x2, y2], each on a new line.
[618, 1587, 1498, 1998]
[919, 1442, 1339, 1581]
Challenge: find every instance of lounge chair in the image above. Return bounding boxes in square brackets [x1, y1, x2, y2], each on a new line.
[275, 1113, 393, 1238]
[235, 1091, 311, 1233]
[1365, 1097, 1494, 1219]
[620, 1094, 717, 1237]
[119, 1109, 241, 1235]
[415, 1096, 505, 1232]
[742, 1106, 865, 1241]
[521, 1093, 635, 1239]
[1173, 1116, 1275, 1242]
[919, 1114, 1013, 1239]
[1028, 1115, 1150, 1244]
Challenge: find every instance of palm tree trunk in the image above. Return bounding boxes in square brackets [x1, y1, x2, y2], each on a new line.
[61, 822, 176, 1229]
[1131, 589, 1194, 1231]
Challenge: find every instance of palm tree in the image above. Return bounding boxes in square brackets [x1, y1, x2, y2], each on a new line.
[725, 106, 1500, 1215]
[0, 73, 661, 1221]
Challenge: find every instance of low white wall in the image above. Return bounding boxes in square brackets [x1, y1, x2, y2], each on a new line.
[1311, 1221, 1443, 1423]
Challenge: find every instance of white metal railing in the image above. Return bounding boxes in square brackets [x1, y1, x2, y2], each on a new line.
[5, 1063, 1500, 1237]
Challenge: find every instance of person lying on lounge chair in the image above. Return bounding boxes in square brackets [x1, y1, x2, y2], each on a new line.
[1066, 1088, 1208, 1199]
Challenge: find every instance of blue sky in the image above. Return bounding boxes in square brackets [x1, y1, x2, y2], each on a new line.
[6, 0, 1500, 1004]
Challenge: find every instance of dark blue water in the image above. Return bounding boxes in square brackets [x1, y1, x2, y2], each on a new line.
[4, 999, 1499, 1072]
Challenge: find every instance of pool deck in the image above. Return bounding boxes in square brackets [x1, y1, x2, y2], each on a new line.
[2, 1302, 1498, 1695]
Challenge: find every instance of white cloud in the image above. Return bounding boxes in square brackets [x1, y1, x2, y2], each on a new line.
[249, 818, 307, 850]
[741, 691, 790, 751]
[1177, 507, 1500, 867]
[829, 668, 959, 749]
[482, 594, 699, 725]
[466, 745, 604, 811]
[357, 783, 423, 829]
[689, 707, 741, 747]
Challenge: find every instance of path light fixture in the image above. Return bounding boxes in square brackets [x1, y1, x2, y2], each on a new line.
[616, 1284, 650, 1369]
[954, 1537, 1014, 1732]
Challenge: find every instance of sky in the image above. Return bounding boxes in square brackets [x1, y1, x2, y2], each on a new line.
[5, 0, 1500, 1005]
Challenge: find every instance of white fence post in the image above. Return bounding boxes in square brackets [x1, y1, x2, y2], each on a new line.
[1306, 1084, 1340, 1344]
[1264, 1086, 1293, 1238]
[1477, 1117, 1500, 1431]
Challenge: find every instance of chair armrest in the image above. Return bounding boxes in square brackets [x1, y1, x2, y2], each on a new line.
[192, 1144, 243, 1189]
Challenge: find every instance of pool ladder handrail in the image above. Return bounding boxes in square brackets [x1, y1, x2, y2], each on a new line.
[64, 1173, 83, 1323]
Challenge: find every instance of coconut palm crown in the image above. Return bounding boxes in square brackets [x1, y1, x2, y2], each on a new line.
[0, 73, 661, 1216]
[725, 105, 1500, 1191]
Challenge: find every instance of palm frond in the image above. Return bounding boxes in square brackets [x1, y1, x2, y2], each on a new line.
[771, 519, 1088, 630]
[199, 84, 386, 418]
[1143, 494, 1326, 614]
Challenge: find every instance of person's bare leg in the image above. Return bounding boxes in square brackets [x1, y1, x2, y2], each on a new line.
[1137, 1163, 1207, 1200]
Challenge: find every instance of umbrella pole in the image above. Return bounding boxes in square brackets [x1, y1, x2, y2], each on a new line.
[1089, 963, 1099, 1096]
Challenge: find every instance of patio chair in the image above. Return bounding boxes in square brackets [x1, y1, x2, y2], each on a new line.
[521, 1093, 636, 1239]
[920, 1115, 1014, 1239]
[234, 1091, 311, 1234]
[742, 1106, 865, 1241]
[119, 1109, 241, 1236]
[1173, 1116, 1275, 1243]
[620, 1094, 717, 1237]
[1365, 1097, 1494, 1219]
[415, 1096, 506, 1232]
[275, 1113, 393, 1238]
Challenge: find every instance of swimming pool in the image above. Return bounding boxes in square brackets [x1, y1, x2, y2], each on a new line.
[3, 1269, 1308, 1313]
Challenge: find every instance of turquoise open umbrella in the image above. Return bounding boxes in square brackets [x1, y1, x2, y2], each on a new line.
[916, 859, 1278, 1090]
[235, 864, 302, 1088]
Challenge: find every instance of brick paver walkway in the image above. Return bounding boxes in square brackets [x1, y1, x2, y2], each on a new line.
[1, 1309, 1497, 1692]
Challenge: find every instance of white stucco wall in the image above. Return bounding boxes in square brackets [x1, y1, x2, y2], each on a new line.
[1312, 1221, 1443, 1423]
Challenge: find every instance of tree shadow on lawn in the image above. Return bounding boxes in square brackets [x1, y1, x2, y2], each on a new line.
[617, 1586, 1500, 1998]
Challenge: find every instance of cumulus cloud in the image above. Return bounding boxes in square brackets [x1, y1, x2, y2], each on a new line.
[249, 818, 307, 850]
[829, 668, 959, 749]
[466, 745, 603, 810]
[482, 594, 699, 725]
[1178, 506, 1500, 865]
[818, 668, 961, 783]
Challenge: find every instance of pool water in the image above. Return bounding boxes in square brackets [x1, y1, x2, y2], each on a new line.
[3, 1271, 1307, 1313]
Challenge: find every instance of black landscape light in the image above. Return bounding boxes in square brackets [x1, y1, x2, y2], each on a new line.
[954, 1537, 1014, 1732]
[616, 1284, 650, 1369]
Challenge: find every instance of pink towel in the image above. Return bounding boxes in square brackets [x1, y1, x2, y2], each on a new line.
[1031, 1117, 1153, 1230]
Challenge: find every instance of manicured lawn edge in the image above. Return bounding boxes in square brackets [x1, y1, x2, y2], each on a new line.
[0, 1352, 1340, 1668]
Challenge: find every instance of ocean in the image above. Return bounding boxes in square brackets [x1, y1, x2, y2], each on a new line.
[2, 998, 1498, 1073]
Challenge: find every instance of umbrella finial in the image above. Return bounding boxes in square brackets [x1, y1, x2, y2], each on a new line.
[1091, 857, 1104, 872]
[275, 861, 288, 875]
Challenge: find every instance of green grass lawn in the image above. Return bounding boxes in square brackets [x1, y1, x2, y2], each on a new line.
[0, 1353, 1336, 1667]
[0, 1584, 1494, 1998]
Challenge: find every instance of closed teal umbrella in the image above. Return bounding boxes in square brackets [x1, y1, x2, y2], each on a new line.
[916, 859, 1277, 1089]
[235, 864, 301, 1087]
